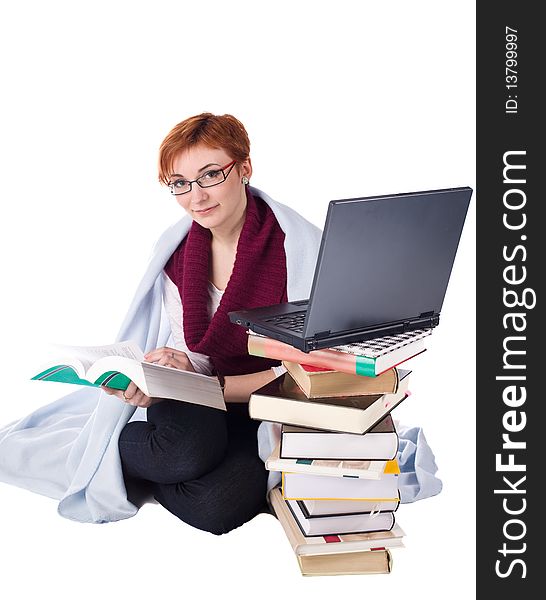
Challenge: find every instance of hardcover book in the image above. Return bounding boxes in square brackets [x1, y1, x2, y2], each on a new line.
[266, 443, 389, 480]
[283, 361, 404, 398]
[281, 460, 400, 501]
[248, 329, 431, 377]
[249, 371, 410, 435]
[269, 487, 402, 575]
[296, 549, 393, 576]
[299, 497, 400, 518]
[280, 413, 399, 461]
[286, 497, 396, 536]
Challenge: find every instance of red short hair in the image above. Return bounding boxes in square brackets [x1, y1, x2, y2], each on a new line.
[158, 113, 251, 185]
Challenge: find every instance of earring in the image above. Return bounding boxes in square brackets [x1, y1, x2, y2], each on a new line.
[242, 176, 249, 185]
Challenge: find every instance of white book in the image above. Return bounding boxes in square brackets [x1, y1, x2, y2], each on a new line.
[266, 443, 388, 480]
[269, 487, 405, 557]
[280, 414, 399, 460]
[301, 497, 400, 517]
[282, 469, 400, 501]
[287, 498, 395, 536]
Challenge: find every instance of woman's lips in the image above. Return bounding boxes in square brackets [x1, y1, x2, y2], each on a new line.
[193, 204, 219, 215]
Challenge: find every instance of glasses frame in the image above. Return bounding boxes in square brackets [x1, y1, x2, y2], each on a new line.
[168, 160, 238, 196]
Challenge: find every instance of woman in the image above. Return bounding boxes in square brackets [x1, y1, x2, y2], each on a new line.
[102, 112, 323, 534]
[0, 113, 440, 529]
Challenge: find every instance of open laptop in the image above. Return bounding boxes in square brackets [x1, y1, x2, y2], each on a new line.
[228, 186, 472, 352]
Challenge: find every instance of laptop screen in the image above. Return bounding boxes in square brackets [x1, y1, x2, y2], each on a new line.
[303, 187, 472, 337]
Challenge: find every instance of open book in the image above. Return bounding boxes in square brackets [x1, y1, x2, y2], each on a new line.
[31, 340, 226, 411]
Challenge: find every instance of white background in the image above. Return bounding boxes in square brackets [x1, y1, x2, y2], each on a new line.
[0, 1, 475, 597]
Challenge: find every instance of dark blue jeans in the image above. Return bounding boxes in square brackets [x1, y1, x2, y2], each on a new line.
[118, 400, 270, 535]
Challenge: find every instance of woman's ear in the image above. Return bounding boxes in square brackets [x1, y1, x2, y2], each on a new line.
[240, 157, 252, 182]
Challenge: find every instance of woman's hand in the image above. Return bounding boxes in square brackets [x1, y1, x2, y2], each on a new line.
[101, 381, 158, 408]
[101, 347, 194, 407]
[144, 347, 196, 372]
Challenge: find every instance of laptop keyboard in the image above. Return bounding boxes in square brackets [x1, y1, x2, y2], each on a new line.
[264, 311, 306, 332]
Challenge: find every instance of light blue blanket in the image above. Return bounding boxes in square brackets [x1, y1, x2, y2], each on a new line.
[0, 187, 441, 523]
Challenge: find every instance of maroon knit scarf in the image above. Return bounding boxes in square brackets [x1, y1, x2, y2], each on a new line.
[164, 189, 287, 376]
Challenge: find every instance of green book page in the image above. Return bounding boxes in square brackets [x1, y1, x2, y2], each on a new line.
[32, 365, 130, 390]
[91, 371, 131, 390]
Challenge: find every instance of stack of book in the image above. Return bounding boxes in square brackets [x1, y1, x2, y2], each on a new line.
[247, 329, 432, 576]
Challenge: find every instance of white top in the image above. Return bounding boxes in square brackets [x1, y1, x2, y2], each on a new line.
[162, 271, 223, 376]
[162, 270, 288, 382]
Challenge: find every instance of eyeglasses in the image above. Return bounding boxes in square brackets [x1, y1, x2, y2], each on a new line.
[168, 160, 237, 195]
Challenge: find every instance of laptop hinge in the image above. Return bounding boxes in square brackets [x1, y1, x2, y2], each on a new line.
[418, 311, 435, 319]
[314, 330, 332, 339]
[411, 312, 439, 329]
[305, 315, 439, 352]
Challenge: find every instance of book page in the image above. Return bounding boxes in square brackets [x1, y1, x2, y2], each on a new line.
[49, 340, 145, 372]
[141, 362, 226, 411]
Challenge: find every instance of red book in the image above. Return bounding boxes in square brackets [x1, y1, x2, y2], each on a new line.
[300, 364, 333, 373]
[247, 329, 431, 377]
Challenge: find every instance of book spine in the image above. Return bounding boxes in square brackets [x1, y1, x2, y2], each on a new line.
[266, 459, 385, 480]
[248, 336, 362, 376]
[282, 473, 400, 501]
[298, 549, 392, 576]
[354, 357, 378, 377]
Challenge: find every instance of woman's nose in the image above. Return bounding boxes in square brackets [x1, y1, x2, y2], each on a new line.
[190, 183, 208, 205]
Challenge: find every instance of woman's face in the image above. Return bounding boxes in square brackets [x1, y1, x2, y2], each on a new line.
[170, 144, 251, 233]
